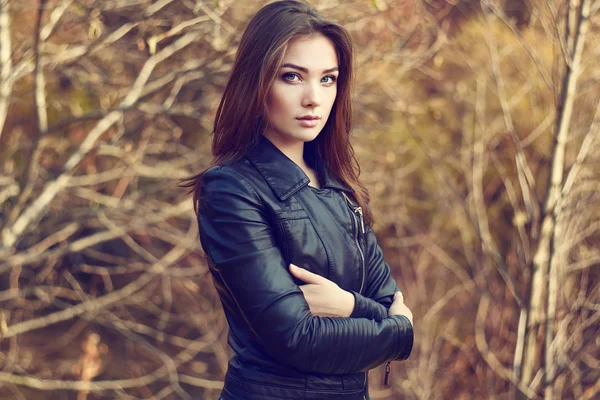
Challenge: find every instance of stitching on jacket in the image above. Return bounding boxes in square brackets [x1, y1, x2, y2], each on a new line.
[218, 165, 267, 209]
[292, 190, 335, 280]
[389, 314, 413, 360]
[246, 155, 309, 201]
[277, 220, 292, 263]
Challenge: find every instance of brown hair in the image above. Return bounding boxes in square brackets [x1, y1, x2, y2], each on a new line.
[181, 0, 374, 225]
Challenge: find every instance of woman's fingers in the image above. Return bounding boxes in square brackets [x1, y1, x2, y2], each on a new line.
[289, 264, 326, 285]
[388, 299, 413, 326]
[394, 291, 404, 303]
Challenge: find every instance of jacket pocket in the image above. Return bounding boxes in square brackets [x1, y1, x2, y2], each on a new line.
[274, 209, 330, 280]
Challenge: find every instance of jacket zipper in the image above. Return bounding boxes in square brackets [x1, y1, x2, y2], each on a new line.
[384, 361, 392, 386]
[341, 192, 366, 294]
[341, 194, 393, 388]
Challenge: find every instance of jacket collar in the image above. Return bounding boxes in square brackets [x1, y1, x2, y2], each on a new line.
[246, 135, 354, 201]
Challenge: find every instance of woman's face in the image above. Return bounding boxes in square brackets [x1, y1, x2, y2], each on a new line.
[264, 34, 339, 147]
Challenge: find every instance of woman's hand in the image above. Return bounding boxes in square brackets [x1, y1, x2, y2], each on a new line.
[289, 264, 355, 318]
[388, 292, 413, 326]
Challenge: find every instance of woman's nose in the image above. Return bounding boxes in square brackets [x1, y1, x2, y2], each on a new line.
[302, 84, 321, 108]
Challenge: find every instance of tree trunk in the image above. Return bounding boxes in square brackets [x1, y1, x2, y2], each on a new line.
[519, 0, 592, 396]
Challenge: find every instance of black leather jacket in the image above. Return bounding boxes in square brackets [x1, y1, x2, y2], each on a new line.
[198, 135, 413, 400]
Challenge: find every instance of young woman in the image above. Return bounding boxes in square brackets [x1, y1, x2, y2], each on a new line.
[184, 1, 414, 399]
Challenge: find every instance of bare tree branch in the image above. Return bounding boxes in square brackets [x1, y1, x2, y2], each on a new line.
[0, 0, 12, 141]
[482, 0, 554, 91]
[0, 200, 192, 272]
[1, 229, 189, 339]
[0, 30, 202, 251]
[561, 99, 600, 197]
[475, 295, 537, 399]
[520, 0, 594, 395]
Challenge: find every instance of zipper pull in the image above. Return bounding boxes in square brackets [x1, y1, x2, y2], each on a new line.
[384, 361, 391, 386]
[355, 207, 365, 234]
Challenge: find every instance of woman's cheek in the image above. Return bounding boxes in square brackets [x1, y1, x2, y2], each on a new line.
[271, 86, 292, 112]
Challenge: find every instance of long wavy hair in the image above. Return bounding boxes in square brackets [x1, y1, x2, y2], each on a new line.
[181, 0, 374, 225]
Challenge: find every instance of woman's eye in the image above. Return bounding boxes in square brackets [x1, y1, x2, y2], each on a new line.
[322, 75, 337, 84]
[282, 73, 300, 82]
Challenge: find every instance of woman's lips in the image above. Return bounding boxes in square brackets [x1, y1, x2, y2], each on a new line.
[296, 116, 320, 128]
[297, 119, 319, 128]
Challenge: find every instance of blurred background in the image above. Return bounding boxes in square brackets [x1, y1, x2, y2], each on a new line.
[0, 0, 598, 399]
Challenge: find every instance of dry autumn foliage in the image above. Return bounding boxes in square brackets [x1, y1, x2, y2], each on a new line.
[0, 1, 598, 399]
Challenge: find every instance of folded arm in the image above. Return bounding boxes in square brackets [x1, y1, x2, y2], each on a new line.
[198, 166, 413, 375]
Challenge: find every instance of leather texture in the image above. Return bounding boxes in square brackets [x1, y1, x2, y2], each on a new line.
[198, 135, 413, 400]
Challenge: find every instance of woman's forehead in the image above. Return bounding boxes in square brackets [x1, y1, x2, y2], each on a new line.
[282, 34, 339, 72]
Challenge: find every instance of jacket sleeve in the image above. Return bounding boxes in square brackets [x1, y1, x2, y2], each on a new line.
[198, 166, 413, 374]
[349, 291, 389, 321]
[348, 205, 405, 324]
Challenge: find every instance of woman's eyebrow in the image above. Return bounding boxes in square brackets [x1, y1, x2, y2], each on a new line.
[281, 63, 339, 74]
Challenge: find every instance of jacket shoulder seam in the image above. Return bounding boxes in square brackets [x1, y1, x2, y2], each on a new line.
[209, 165, 266, 209]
